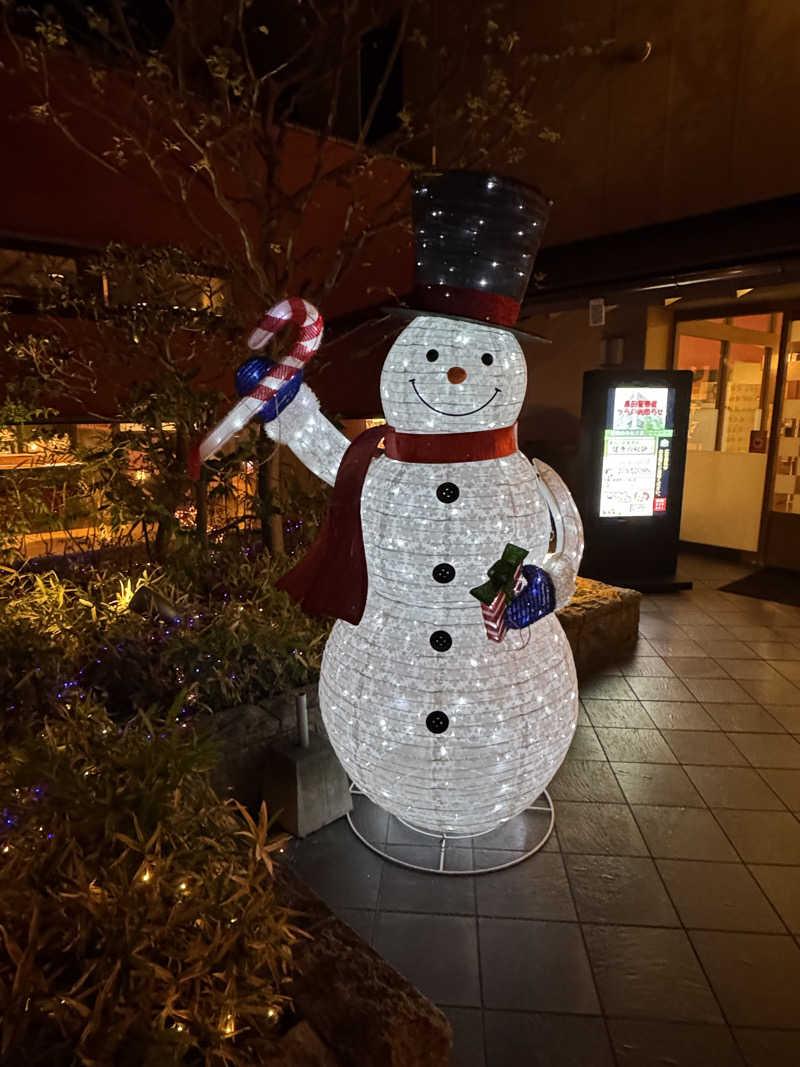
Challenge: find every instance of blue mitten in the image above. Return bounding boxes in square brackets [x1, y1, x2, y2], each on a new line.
[505, 564, 557, 630]
[235, 357, 303, 423]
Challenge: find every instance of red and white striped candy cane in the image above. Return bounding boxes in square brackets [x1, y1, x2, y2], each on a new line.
[190, 298, 323, 476]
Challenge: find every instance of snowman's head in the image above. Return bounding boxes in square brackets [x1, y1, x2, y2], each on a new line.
[380, 316, 527, 434]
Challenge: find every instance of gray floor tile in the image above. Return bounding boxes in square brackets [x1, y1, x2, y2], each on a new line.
[565, 725, 606, 761]
[445, 1007, 485, 1067]
[642, 700, 718, 730]
[555, 801, 649, 856]
[628, 676, 695, 702]
[748, 865, 800, 933]
[566, 854, 678, 926]
[619, 655, 674, 677]
[632, 805, 738, 860]
[717, 659, 784, 680]
[289, 817, 383, 908]
[331, 906, 376, 943]
[696, 639, 759, 660]
[657, 859, 785, 932]
[579, 675, 638, 700]
[609, 1019, 745, 1067]
[474, 811, 555, 852]
[713, 810, 800, 863]
[760, 704, 800, 731]
[639, 619, 689, 640]
[484, 1012, 614, 1067]
[747, 642, 800, 661]
[757, 767, 800, 809]
[548, 761, 624, 803]
[372, 912, 481, 1007]
[704, 703, 786, 733]
[584, 925, 722, 1022]
[662, 731, 748, 766]
[691, 930, 800, 1027]
[684, 766, 785, 810]
[734, 1028, 800, 1067]
[725, 625, 784, 642]
[738, 677, 800, 707]
[479, 918, 599, 1013]
[728, 732, 800, 768]
[770, 658, 800, 681]
[681, 623, 741, 641]
[664, 656, 731, 678]
[649, 638, 707, 657]
[378, 847, 477, 915]
[614, 763, 705, 807]
[595, 727, 677, 763]
[475, 851, 575, 921]
[684, 677, 753, 703]
[582, 699, 655, 728]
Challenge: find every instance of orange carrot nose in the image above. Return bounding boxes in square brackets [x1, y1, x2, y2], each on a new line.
[447, 366, 467, 383]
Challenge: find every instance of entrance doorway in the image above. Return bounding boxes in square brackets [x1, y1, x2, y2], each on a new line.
[762, 314, 800, 567]
[673, 309, 800, 570]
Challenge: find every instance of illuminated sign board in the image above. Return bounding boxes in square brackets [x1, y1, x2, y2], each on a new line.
[599, 386, 674, 518]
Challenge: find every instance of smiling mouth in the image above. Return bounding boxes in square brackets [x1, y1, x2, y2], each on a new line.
[409, 379, 501, 416]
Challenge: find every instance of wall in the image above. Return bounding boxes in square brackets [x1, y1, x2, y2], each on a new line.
[420, 0, 800, 246]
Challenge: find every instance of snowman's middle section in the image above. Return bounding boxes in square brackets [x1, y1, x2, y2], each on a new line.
[318, 449, 579, 836]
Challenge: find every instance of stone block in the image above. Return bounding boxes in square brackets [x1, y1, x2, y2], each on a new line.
[558, 577, 641, 679]
[276, 865, 453, 1067]
[265, 733, 352, 838]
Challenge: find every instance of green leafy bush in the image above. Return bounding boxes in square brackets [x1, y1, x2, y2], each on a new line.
[0, 546, 330, 739]
[0, 701, 306, 1065]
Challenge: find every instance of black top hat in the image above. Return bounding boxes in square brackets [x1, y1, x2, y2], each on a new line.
[386, 170, 551, 340]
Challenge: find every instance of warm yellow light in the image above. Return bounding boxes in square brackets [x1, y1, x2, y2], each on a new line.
[140, 868, 151, 883]
[221, 1013, 236, 1037]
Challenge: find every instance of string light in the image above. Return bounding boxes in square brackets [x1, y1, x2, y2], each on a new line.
[268, 315, 584, 836]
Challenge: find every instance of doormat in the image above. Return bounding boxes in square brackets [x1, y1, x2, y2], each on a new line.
[720, 568, 800, 607]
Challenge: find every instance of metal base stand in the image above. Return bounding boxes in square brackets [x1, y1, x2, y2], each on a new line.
[346, 785, 555, 875]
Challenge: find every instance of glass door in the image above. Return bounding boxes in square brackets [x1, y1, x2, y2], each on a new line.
[762, 312, 800, 569]
[674, 313, 782, 553]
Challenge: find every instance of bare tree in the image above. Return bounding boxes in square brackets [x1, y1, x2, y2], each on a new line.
[1, 0, 603, 551]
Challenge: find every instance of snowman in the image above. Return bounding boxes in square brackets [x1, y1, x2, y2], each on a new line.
[200, 171, 583, 837]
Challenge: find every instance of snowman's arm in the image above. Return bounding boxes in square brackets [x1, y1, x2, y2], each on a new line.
[533, 458, 584, 609]
[262, 382, 348, 487]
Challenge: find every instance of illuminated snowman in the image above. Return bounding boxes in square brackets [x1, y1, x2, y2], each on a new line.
[255, 172, 584, 835]
[194, 172, 584, 836]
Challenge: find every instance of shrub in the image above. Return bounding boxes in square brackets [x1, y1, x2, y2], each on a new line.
[0, 545, 330, 738]
[0, 701, 306, 1066]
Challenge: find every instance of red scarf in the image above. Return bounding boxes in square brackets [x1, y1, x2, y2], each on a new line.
[277, 424, 518, 624]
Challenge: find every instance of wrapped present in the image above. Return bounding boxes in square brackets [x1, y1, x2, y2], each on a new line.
[470, 543, 529, 642]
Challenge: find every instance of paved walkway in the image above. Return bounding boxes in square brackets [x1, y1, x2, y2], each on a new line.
[289, 555, 800, 1066]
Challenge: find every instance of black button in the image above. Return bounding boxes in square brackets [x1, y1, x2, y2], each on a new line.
[436, 482, 459, 503]
[432, 563, 455, 584]
[426, 711, 449, 734]
[430, 630, 452, 652]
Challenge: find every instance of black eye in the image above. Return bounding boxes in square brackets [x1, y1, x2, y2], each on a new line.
[426, 349, 439, 362]
[482, 352, 494, 366]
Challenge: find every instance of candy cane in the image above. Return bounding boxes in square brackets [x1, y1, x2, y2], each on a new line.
[189, 298, 323, 478]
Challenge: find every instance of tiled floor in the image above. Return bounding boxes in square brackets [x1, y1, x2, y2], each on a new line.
[289, 555, 800, 1066]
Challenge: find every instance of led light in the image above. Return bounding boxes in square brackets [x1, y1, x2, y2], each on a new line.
[267, 315, 584, 835]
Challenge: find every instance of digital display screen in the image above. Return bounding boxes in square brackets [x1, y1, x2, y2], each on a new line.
[599, 386, 675, 518]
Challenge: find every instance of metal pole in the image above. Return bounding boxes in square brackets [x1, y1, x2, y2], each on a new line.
[295, 691, 310, 749]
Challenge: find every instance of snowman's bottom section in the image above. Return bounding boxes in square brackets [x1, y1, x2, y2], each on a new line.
[319, 611, 579, 837]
